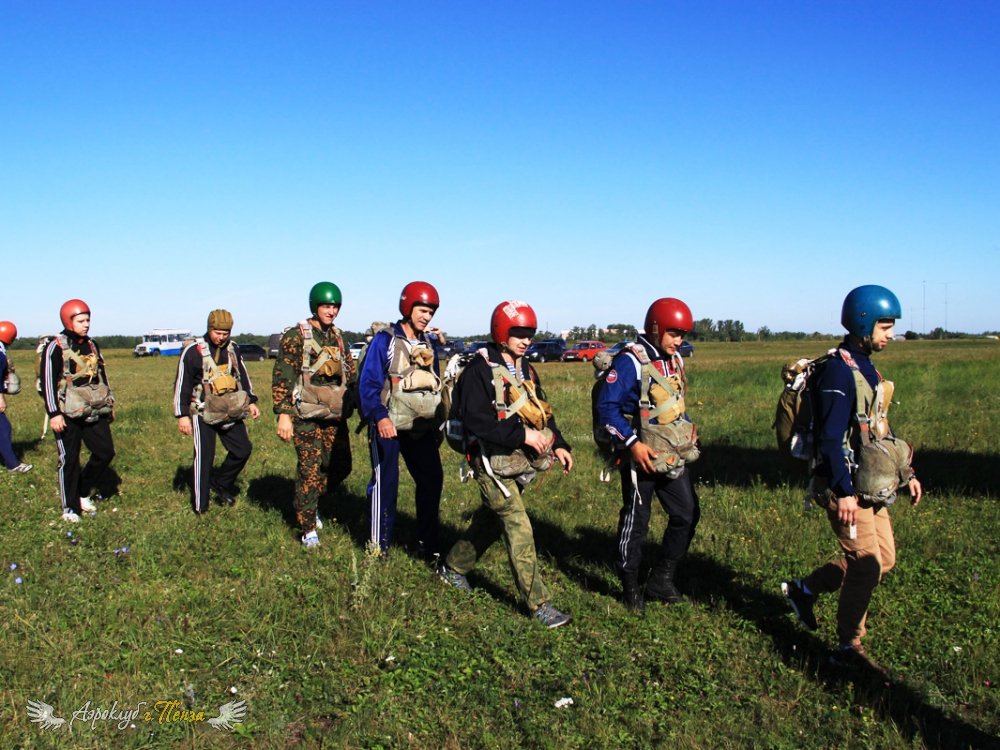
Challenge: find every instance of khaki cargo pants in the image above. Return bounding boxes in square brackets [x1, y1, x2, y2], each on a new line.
[444, 456, 549, 611]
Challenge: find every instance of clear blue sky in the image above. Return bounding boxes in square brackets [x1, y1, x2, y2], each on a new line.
[3, 2, 998, 337]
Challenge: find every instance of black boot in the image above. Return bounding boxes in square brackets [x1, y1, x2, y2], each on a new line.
[645, 558, 683, 604]
[620, 573, 645, 614]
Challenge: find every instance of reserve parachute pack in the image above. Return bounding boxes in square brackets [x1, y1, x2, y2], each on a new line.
[383, 331, 443, 433]
[1, 343, 20, 395]
[54, 334, 114, 422]
[293, 321, 351, 421]
[188, 337, 250, 425]
[443, 347, 556, 492]
[592, 343, 699, 480]
[775, 347, 913, 505]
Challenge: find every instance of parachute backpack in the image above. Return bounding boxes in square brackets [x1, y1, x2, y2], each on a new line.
[2, 350, 20, 396]
[441, 349, 481, 454]
[480, 351, 557, 494]
[773, 349, 836, 462]
[34, 335, 57, 438]
[591, 350, 619, 480]
[293, 320, 352, 421]
[52, 335, 114, 423]
[593, 343, 699, 481]
[774, 347, 913, 506]
[384, 334, 443, 433]
[188, 337, 250, 425]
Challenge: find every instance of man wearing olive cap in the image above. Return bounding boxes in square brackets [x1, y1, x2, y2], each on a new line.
[174, 309, 260, 514]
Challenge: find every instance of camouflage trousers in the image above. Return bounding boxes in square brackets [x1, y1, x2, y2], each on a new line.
[292, 418, 351, 532]
[444, 456, 549, 611]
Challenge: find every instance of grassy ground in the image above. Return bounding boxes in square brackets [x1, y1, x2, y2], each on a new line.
[1, 340, 998, 749]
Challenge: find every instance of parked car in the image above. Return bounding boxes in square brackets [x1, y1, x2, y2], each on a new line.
[440, 340, 466, 358]
[526, 339, 567, 362]
[678, 340, 694, 358]
[349, 341, 366, 361]
[465, 341, 490, 353]
[237, 343, 268, 362]
[561, 340, 607, 362]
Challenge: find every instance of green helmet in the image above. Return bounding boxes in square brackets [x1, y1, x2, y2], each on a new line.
[309, 281, 343, 315]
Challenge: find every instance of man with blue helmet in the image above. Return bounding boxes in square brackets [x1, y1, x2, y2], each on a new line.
[782, 285, 922, 669]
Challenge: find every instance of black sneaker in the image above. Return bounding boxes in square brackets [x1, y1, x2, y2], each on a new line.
[781, 579, 818, 631]
[211, 484, 237, 507]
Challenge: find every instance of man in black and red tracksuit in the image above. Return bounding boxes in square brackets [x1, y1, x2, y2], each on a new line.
[39, 298, 116, 522]
[173, 309, 260, 514]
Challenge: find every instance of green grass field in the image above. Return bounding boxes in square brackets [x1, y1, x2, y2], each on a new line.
[1, 340, 998, 749]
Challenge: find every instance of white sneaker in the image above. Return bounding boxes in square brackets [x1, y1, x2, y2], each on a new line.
[315, 516, 324, 530]
[301, 530, 320, 549]
[62, 509, 81, 523]
[80, 496, 98, 513]
[8, 463, 32, 473]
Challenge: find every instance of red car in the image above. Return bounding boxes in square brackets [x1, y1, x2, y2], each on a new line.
[561, 340, 608, 362]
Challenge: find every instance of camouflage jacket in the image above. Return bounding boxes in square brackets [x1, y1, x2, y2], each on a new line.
[271, 320, 355, 416]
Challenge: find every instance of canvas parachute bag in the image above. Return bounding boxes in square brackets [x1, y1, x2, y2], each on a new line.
[591, 349, 621, 482]
[441, 349, 480, 454]
[293, 321, 349, 420]
[2, 345, 21, 395]
[190, 338, 250, 425]
[384, 334, 443, 433]
[57, 335, 114, 423]
[772, 349, 836, 462]
[846, 356, 914, 505]
[35, 335, 56, 437]
[635, 351, 700, 478]
[478, 357, 556, 492]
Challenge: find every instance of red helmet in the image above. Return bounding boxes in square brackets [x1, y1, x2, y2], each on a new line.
[490, 300, 537, 344]
[399, 281, 440, 318]
[60, 298, 91, 329]
[644, 298, 693, 339]
[0, 321, 16, 346]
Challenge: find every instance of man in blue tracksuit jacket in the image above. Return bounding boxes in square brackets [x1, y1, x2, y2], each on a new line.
[358, 281, 444, 561]
[596, 297, 700, 613]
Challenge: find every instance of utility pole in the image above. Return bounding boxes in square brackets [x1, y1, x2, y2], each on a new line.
[943, 281, 951, 336]
[922, 280, 926, 335]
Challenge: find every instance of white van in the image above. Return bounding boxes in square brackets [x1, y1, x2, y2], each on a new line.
[133, 329, 192, 357]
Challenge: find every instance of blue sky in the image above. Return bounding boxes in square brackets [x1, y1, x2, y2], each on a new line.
[3, 2, 998, 337]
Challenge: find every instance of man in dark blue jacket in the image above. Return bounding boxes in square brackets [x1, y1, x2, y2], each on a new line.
[782, 285, 922, 669]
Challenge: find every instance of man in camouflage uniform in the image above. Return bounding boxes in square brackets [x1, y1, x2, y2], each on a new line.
[272, 282, 354, 547]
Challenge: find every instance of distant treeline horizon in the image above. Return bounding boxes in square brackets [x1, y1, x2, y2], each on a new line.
[5, 324, 994, 350]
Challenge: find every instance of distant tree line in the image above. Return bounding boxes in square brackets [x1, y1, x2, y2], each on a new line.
[5, 324, 993, 352]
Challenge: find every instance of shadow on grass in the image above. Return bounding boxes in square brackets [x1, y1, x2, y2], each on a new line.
[525, 514, 999, 750]
[13, 435, 45, 457]
[697, 443, 1000, 497]
[684, 553, 1000, 750]
[244, 473, 369, 539]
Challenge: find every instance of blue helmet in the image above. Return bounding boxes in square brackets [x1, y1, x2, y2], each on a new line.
[841, 285, 902, 338]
